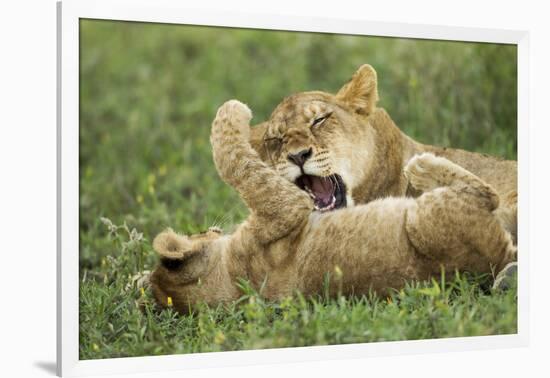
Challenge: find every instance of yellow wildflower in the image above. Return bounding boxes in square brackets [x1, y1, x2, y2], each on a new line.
[334, 265, 343, 279]
[214, 331, 226, 345]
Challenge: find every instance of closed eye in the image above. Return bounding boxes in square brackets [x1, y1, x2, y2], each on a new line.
[263, 137, 283, 166]
[264, 137, 283, 150]
[311, 112, 332, 128]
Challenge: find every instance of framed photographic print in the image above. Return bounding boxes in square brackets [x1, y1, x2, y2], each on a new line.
[58, 0, 529, 376]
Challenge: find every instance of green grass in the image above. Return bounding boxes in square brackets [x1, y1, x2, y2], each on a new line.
[80, 219, 517, 359]
[79, 19, 518, 359]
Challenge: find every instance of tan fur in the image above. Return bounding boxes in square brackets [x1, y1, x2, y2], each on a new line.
[250, 64, 517, 242]
[149, 100, 516, 313]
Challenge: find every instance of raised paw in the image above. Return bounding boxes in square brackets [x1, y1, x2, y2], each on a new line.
[404, 153, 450, 192]
[404, 153, 467, 192]
[216, 99, 252, 127]
[217, 99, 252, 119]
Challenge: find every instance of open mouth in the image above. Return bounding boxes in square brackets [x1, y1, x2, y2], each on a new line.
[295, 174, 347, 212]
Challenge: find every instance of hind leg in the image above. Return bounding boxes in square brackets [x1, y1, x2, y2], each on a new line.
[404, 154, 515, 273]
[404, 153, 499, 211]
[406, 190, 516, 275]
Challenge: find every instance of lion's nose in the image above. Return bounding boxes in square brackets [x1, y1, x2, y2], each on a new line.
[287, 148, 312, 167]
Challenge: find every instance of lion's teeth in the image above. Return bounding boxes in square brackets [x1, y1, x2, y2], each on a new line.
[304, 186, 316, 199]
[313, 195, 338, 212]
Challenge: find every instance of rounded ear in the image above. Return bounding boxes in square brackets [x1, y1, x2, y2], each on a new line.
[335, 64, 379, 116]
[153, 228, 193, 259]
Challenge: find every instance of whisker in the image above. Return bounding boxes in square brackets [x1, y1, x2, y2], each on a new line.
[208, 198, 229, 229]
[216, 210, 235, 230]
[212, 199, 243, 231]
[332, 174, 341, 197]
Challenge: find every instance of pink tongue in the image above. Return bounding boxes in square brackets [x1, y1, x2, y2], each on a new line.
[310, 177, 334, 206]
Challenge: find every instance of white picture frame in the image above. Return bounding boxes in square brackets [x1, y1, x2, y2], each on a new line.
[57, 0, 530, 376]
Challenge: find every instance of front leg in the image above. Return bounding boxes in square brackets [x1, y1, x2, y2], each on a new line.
[210, 100, 313, 243]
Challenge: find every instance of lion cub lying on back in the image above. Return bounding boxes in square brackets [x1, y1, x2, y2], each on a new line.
[150, 100, 516, 313]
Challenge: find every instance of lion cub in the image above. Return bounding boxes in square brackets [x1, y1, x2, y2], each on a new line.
[150, 100, 516, 313]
